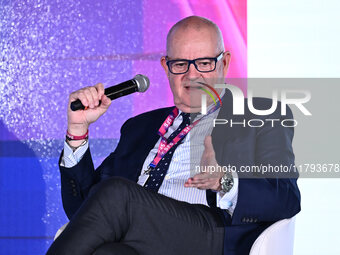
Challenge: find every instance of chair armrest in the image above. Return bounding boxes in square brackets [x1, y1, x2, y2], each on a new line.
[54, 222, 69, 241]
[250, 216, 296, 255]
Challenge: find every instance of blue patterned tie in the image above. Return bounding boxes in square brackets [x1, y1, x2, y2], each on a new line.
[144, 112, 192, 192]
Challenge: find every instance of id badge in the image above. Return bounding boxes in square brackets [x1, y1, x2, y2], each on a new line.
[138, 173, 150, 187]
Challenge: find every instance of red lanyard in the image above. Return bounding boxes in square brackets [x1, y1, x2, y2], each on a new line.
[146, 100, 222, 173]
[147, 108, 199, 171]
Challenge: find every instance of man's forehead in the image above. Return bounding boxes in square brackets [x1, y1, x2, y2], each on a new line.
[166, 24, 223, 56]
[169, 26, 217, 44]
[167, 30, 219, 58]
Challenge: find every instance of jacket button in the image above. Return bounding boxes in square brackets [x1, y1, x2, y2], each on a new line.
[249, 218, 254, 223]
[72, 188, 78, 197]
[243, 217, 250, 223]
[70, 179, 75, 184]
[254, 218, 258, 223]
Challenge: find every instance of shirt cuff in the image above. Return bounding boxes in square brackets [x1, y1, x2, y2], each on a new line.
[216, 171, 239, 215]
[60, 140, 89, 168]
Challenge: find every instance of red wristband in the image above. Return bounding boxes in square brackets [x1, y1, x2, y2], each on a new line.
[66, 130, 89, 141]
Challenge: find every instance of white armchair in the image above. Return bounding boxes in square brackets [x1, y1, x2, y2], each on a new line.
[55, 217, 296, 254]
[250, 217, 296, 255]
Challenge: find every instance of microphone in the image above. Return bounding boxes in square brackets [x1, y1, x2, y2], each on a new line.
[70, 74, 150, 111]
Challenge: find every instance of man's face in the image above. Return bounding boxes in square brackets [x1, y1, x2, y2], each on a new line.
[161, 27, 230, 113]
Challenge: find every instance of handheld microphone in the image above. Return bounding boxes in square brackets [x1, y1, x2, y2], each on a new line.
[70, 74, 150, 111]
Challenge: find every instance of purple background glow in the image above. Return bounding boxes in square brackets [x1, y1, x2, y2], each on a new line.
[0, 0, 246, 254]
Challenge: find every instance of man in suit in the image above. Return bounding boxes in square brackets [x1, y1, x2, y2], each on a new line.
[47, 16, 301, 255]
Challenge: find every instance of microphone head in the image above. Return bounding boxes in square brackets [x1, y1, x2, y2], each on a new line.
[134, 74, 150, 92]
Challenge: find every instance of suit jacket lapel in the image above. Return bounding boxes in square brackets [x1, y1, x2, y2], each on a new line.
[211, 89, 235, 165]
[126, 107, 175, 182]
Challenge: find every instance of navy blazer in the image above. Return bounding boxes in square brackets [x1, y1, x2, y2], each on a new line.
[59, 90, 301, 255]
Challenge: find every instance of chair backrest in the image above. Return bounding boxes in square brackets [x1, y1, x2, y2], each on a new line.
[250, 217, 296, 255]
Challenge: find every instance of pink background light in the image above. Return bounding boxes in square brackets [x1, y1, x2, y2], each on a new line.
[132, 0, 247, 116]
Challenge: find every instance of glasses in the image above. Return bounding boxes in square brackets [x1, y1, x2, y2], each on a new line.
[166, 52, 224, 75]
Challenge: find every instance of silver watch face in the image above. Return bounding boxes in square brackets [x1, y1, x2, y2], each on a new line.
[221, 173, 234, 193]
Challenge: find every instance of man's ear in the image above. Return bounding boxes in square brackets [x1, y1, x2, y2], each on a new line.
[160, 56, 169, 76]
[222, 51, 231, 77]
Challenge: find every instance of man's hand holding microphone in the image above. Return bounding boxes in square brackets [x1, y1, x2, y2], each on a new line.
[67, 83, 112, 148]
[65, 74, 150, 149]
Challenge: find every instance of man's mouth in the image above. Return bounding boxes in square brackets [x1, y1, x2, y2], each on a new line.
[184, 81, 209, 89]
[184, 85, 201, 90]
[184, 83, 204, 90]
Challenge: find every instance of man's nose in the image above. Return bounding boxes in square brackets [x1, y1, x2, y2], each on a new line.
[185, 62, 200, 79]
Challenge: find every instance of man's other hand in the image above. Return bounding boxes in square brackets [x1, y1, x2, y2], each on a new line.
[184, 136, 224, 191]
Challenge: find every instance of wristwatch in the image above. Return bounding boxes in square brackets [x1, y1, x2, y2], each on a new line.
[220, 171, 234, 193]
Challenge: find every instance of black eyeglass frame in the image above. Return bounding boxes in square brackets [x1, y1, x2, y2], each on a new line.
[166, 51, 224, 75]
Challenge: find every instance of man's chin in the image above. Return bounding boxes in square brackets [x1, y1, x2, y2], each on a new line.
[175, 103, 202, 113]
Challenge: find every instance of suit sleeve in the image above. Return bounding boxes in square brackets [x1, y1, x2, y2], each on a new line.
[231, 105, 301, 225]
[59, 119, 132, 219]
